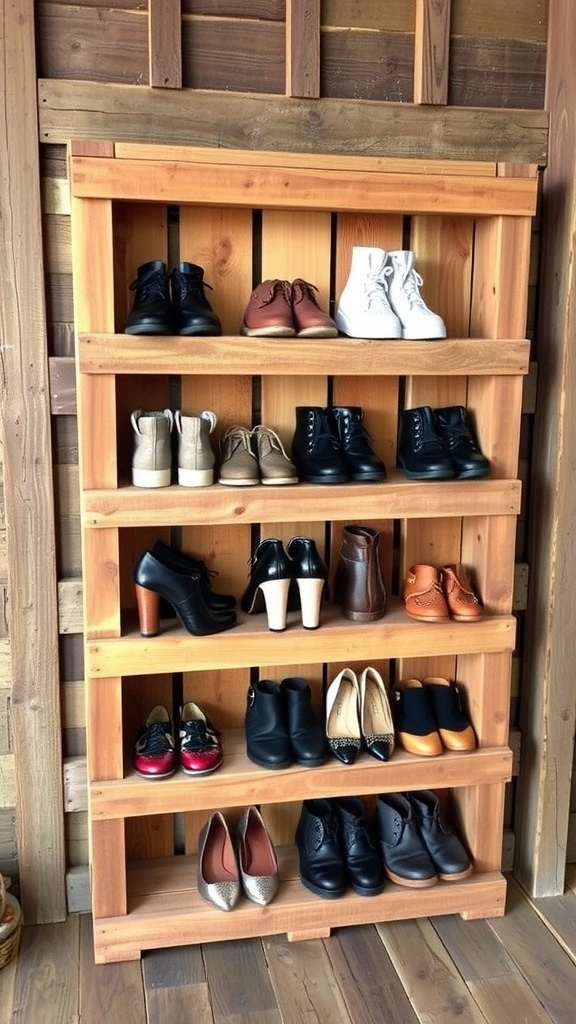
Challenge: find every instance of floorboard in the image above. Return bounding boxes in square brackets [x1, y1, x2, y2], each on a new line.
[3, 877, 576, 1023]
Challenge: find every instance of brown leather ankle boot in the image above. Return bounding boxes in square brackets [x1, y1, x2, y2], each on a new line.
[332, 525, 386, 621]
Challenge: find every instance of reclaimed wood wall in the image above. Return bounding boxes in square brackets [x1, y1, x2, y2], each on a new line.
[0, 0, 549, 922]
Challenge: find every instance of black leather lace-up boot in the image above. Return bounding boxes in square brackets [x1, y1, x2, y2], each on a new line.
[171, 262, 222, 336]
[295, 799, 347, 899]
[398, 405, 455, 480]
[434, 405, 490, 479]
[125, 260, 174, 335]
[291, 406, 348, 484]
[328, 406, 387, 482]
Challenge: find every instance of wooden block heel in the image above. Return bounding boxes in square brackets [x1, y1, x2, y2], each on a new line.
[135, 583, 160, 637]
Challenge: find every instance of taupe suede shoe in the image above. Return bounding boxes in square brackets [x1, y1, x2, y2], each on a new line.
[175, 409, 216, 487]
[218, 425, 259, 486]
[251, 425, 298, 485]
[131, 409, 173, 488]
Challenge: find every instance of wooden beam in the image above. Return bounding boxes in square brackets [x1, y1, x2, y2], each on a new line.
[37, 80, 549, 165]
[148, 0, 182, 89]
[414, 0, 452, 104]
[285, 0, 320, 98]
[515, 0, 576, 898]
[0, 2, 66, 922]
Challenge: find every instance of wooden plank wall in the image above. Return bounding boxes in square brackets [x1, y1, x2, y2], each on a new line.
[0, 0, 549, 920]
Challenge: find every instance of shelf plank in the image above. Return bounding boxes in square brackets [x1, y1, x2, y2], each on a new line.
[81, 476, 521, 528]
[91, 850, 507, 962]
[78, 335, 531, 376]
[85, 603, 516, 676]
[90, 736, 513, 820]
[70, 156, 538, 216]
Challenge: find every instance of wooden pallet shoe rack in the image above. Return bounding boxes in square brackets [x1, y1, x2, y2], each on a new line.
[69, 142, 537, 964]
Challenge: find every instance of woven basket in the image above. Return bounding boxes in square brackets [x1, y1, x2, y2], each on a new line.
[0, 894, 22, 970]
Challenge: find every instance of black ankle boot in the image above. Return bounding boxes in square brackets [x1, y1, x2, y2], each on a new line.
[245, 680, 291, 769]
[171, 262, 222, 336]
[150, 540, 236, 614]
[280, 676, 327, 767]
[334, 796, 384, 896]
[375, 792, 437, 887]
[398, 406, 455, 480]
[286, 536, 328, 629]
[408, 791, 472, 880]
[295, 799, 347, 898]
[434, 406, 490, 479]
[327, 406, 387, 482]
[291, 407, 348, 484]
[133, 549, 237, 636]
[240, 538, 293, 631]
[125, 260, 174, 335]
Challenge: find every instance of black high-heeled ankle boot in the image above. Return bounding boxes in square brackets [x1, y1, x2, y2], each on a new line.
[150, 540, 236, 613]
[286, 536, 328, 629]
[134, 549, 237, 637]
[240, 538, 292, 631]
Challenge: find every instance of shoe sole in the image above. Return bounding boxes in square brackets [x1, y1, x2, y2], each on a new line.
[351, 882, 385, 897]
[439, 864, 474, 881]
[385, 868, 438, 888]
[456, 468, 491, 479]
[246, 754, 292, 770]
[296, 326, 338, 337]
[241, 325, 296, 337]
[261, 477, 299, 485]
[399, 468, 456, 480]
[219, 477, 260, 486]
[299, 475, 349, 484]
[180, 763, 223, 776]
[125, 325, 173, 335]
[178, 327, 222, 336]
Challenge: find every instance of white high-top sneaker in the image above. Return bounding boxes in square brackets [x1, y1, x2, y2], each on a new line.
[131, 409, 173, 487]
[335, 247, 402, 339]
[387, 250, 446, 339]
[175, 409, 217, 487]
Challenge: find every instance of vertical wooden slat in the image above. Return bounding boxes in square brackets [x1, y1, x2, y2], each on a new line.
[0, 0, 66, 922]
[285, 0, 320, 99]
[414, 0, 452, 105]
[148, 0, 182, 89]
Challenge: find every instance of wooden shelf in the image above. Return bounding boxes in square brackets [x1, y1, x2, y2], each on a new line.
[82, 475, 522, 528]
[85, 602, 516, 677]
[90, 847, 507, 963]
[90, 733, 512, 820]
[78, 334, 530, 377]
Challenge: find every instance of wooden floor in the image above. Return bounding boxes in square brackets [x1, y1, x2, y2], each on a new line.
[2, 871, 576, 1024]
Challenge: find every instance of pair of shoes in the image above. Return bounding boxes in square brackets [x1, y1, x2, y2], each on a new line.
[245, 677, 327, 769]
[125, 260, 222, 336]
[398, 405, 490, 480]
[375, 790, 473, 887]
[198, 806, 279, 911]
[332, 525, 386, 621]
[326, 667, 395, 765]
[296, 797, 384, 898]
[335, 247, 446, 340]
[134, 542, 237, 636]
[131, 408, 217, 488]
[219, 424, 298, 486]
[291, 405, 386, 484]
[392, 677, 476, 756]
[133, 702, 223, 778]
[242, 278, 337, 337]
[241, 536, 328, 631]
[403, 563, 483, 622]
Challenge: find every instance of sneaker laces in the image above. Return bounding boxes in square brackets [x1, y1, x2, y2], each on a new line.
[180, 717, 218, 751]
[253, 279, 292, 308]
[251, 425, 291, 460]
[400, 267, 427, 309]
[364, 265, 394, 308]
[291, 279, 320, 307]
[221, 426, 254, 457]
[139, 721, 173, 755]
[129, 268, 168, 302]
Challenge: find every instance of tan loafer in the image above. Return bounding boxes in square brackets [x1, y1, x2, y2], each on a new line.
[403, 564, 449, 622]
[442, 564, 484, 621]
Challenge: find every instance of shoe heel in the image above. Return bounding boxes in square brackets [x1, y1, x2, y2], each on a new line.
[296, 577, 324, 629]
[135, 584, 161, 637]
[258, 578, 290, 632]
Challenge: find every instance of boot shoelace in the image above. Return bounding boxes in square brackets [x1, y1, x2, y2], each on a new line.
[253, 279, 292, 307]
[291, 279, 320, 307]
[313, 816, 339, 850]
[180, 718, 219, 751]
[222, 427, 254, 457]
[306, 416, 340, 452]
[440, 422, 479, 452]
[172, 272, 213, 301]
[400, 267, 427, 309]
[251, 425, 291, 460]
[412, 418, 446, 452]
[137, 721, 174, 756]
[364, 265, 394, 308]
[129, 268, 168, 302]
[343, 420, 375, 451]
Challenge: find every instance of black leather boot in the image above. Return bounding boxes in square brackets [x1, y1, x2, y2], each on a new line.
[240, 538, 293, 631]
[434, 406, 490, 479]
[398, 406, 455, 480]
[150, 540, 236, 614]
[332, 525, 386, 621]
[133, 549, 237, 637]
[171, 262, 222, 336]
[334, 796, 384, 896]
[291, 407, 348, 484]
[281, 676, 327, 767]
[286, 536, 328, 629]
[328, 406, 387, 482]
[375, 792, 437, 887]
[125, 260, 174, 335]
[244, 680, 291, 769]
[295, 799, 347, 898]
[408, 790, 473, 880]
